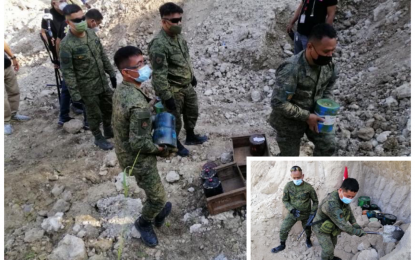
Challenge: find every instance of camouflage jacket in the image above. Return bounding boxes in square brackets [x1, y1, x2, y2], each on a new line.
[60, 29, 116, 101]
[112, 80, 160, 167]
[148, 29, 194, 101]
[283, 181, 318, 216]
[270, 50, 337, 122]
[313, 191, 357, 235]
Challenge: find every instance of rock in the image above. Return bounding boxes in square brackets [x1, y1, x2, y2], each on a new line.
[166, 171, 180, 183]
[357, 127, 375, 141]
[190, 223, 203, 233]
[49, 199, 71, 216]
[385, 96, 398, 106]
[377, 131, 391, 143]
[368, 221, 382, 229]
[24, 228, 45, 243]
[251, 90, 261, 102]
[41, 212, 64, 233]
[214, 253, 228, 260]
[90, 239, 113, 253]
[48, 234, 87, 260]
[131, 225, 141, 239]
[357, 249, 378, 260]
[63, 119, 84, 134]
[283, 43, 291, 50]
[51, 185, 65, 197]
[220, 152, 232, 164]
[104, 151, 117, 167]
[357, 240, 371, 251]
[61, 190, 73, 202]
[204, 89, 213, 96]
[368, 67, 378, 72]
[220, 63, 228, 73]
[188, 187, 195, 193]
[394, 83, 410, 99]
[114, 172, 140, 194]
[359, 141, 373, 151]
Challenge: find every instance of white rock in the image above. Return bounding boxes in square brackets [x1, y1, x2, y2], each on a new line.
[377, 131, 391, 143]
[188, 187, 195, 193]
[63, 119, 84, 134]
[131, 225, 141, 239]
[166, 171, 180, 183]
[251, 90, 261, 102]
[190, 223, 203, 233]
[385, 96, 398, 106]
[104, 151, 117, 167]
[204, 89, 213, 96]
[72, 224, 81, 233]
[357, 249, 378, 260]
[61, 190, 73, 202]
[48, 234, 88, 260]
[394, 83, 410, 99]
[51, 185, 65, 197]
[49, 199, 71, 216]
[368, 67, 378, 72]
[220, 152, 232, 164]
[24, 228, 45, 243]
[114, 172, 140, 194]
[42, 212, 64, 233]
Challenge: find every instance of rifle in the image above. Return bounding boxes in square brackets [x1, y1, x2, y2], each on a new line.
[39, 33, 62, 104]
[297, 213, 315, 240]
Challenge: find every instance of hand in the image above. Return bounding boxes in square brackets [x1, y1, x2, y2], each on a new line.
[165, 97, 177, 111]
[355, 229, 366, 237]
[306, 114, 324, 133]
[290, 209, 300, 218]
[110, 77, 117, 88]
[12, 59, 19, 72]
[286, 22, 294, 34]
[191, 76, 197, 87]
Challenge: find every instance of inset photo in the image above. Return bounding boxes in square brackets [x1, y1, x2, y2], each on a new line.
[250, 160, 410, 260]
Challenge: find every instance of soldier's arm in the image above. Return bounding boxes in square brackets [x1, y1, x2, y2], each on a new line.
[60, 43, 82, 102]
[98, 37, 116, 78]
[322, 64, 337, 100]
[149, 41, 171, 101]
[322, 202, 359, 236]
[282, 184, 295, 211]
[310, 186, 319, 213]
[270, 62, 310, 121]
[129, 107, 161, 155]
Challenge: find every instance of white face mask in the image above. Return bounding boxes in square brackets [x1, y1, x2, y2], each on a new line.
[59, 2, 67, 11]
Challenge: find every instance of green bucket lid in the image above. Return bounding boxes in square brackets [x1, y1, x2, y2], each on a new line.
[154, 102, 165, 114]
[358, 196, 371, 207]
[315, 99, 340, 116]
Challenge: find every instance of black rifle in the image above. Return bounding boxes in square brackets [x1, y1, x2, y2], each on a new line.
[297, 213, 316, 240]
[39, 33, 61, 104]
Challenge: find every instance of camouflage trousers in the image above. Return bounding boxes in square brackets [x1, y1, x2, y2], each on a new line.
[119, 154, 166, 221]
[312, 225, 338, 260]
[82, 90, 113, 136]
[165, 84, 199, 136]
[280, 213, 312, 241]
[269, 110, 336, 156]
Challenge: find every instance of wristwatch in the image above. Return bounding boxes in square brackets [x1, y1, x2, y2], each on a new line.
[10, 56, 16, 60]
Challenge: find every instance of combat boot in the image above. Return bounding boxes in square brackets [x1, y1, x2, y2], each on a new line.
[94, 134, 114, 150]
[332, 257, 342, 260]
[306, 237, 312, 248]
[134, 217, 158, 247]
[177, 140, 189, 157]
[271, 241, 286, 253]
[103, 126, 114, 139]
[154, 202, 172, 228]
[185, 128, 208, 145]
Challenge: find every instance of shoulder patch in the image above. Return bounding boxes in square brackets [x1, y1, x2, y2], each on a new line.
[152, 53, 165, 69]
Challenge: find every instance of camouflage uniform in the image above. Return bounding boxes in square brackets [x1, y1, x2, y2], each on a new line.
[112, 80, 166, 221]
[312, 191, 360, 260]
[280, 181, 318, 241]
[269, 50, 338, 156]
[148, 29, 198, 135]
[60, 29, 116, 136]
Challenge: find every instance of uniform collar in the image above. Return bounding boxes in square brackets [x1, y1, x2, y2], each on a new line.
[122, 80, 151, 100]
[160, 29, 179, 46]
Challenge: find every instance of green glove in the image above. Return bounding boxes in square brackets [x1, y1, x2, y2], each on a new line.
[354, 228, 366, 237]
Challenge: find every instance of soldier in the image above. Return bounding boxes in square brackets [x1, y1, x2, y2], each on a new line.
[312, 178, 366, 260]
[272, 166, 318, 253]
[60, 5, 117, 150]
[148, 2, 208, 157]
[113, 46, 172, 247]
[269, 23, 338, 156]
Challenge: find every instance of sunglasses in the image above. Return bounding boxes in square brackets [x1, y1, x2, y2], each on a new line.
[290, 166, 302, 172]
[70, 16, 86, 23]
[163, 17, 182, 24]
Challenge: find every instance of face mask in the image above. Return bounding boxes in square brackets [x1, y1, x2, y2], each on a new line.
[74, 20, 87, 33]
[311, 45, 332, 66]
[293, 179, 303, 186]
[340, 191, 353, 204]
[132, 65, 152, 83]
[169, 25, 182, 35]
[59, 2, 67, 11]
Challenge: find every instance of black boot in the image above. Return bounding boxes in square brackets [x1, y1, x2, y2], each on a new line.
[94, 133, 114, 150]
[134, 217, 158, 247]
[332, 257, 342, 260]
[271, 241, 286, 253]
[185, 128, 208, 145]
[306, 237, 312, 248]
[177, 140, 189, 157]
[154, 202, 172, 228]
[103, 126, 114, 139]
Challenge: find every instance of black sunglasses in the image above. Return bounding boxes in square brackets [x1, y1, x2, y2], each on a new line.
[163, 17, 182, 24]
[70, 16, 86, 23]
[290, 166, 302, 172]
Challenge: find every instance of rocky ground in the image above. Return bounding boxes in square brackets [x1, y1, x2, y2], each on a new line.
[251, 161, 411, 260]
[3, 0, 411, 259]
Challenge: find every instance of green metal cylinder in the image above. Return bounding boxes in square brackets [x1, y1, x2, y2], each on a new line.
[154, 101, 165, 114]
[358, 196, 371, 207]
[314, 99, 340, 133]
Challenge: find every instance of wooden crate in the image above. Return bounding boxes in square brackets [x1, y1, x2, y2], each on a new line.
[206, 163, 246, 215]
[231, 134, 270, 166]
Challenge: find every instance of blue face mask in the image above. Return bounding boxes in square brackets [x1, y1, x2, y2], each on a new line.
[340, 191, 353, 204]
[293, 179, 303, 186]
[134, 65, 152, 83]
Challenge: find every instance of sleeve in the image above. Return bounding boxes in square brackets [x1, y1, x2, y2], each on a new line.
[326, 0, 338, 6]
[310, 186, 319, 213]
[58, 23, 66, 40]
[282, 184, 295, 212]
[149, 41, 172, 101]
[322, 64, 337, 100]
[60, 43, 82, 101]
[98, 36, 116, 78]
[270, 62, 310, 121]
[41, 19, 47, 30]
[129, 108, 160, 155]
[322, 201, 357, 236]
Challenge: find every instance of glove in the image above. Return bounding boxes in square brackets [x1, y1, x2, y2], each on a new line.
[110, 76, 117, 88]
[352, 223, 362, 229]
[354, 228, 366, 237]
[290, 209, 300, 218]
[191, 75, 197, 87]
[165, 97, 177, 111]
